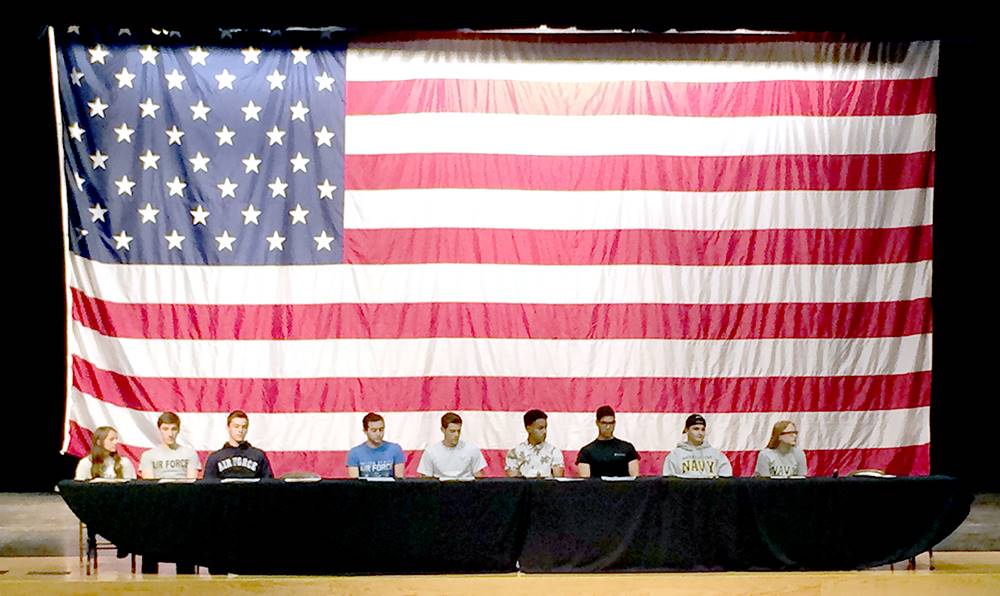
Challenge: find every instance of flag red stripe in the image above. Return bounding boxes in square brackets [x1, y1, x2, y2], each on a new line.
[343, 226, 932, 265]
[66, 422, 929, 479]
[72, 290, 932, 341]
[345, 153, 934, 191]
[72, 357, 931, 414]
[347, 79, 935, 117]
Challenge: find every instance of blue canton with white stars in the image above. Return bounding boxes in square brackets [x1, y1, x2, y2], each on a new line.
[57, 28, 346, 265]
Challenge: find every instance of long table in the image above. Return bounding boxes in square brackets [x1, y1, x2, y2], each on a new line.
[57, 476, 972, 574]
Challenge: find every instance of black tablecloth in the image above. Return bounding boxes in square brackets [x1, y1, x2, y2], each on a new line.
[57, 476, 971, 574]
[519, 476, 972, 571]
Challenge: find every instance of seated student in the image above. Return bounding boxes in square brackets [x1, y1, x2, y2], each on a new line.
[75, 426, 137, 480]
[417, 412, 487, 480]
[576, 405, 640, 478]
[138, 412, 200, 575]
[204, 410, 273, 479]
[662, 414, 732, 478]
[754, 420, 808, 478]
[347, 412, 406, 478]
[505, 409, 565, 478]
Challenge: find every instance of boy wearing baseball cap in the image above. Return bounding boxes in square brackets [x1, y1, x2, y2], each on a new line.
[662, 414, 733, 478]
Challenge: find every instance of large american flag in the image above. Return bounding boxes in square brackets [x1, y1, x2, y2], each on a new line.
[55, 27, 935, 477]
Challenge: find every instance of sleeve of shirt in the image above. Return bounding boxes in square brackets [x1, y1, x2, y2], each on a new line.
[416, 449, 434, 477]
[662, 452, 677, 476]
[796, 449, 808, 476]
[121, 458, 138, 480]
[473, 446, 488, 472]
[189, 449, 202, 471]
[575, 445, 591, 465]
[203, 453, 219, 479]
[717, 451, 733, 477]
[552, 446, 565, 467]
[627, 443, 640, 461]
[754, 449, 770, 477]
[259, 452, 274, 479]
[392, 444, 406, 465]
[74, 457, 92, 480]
[139, 450, 153, 478]
[346, 446, 359, 468]
[504, 447, 519, 472]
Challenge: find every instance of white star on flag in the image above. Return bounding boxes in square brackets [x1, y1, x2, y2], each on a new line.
[139, 150, 160, 170]
[88, 204, 108, 222]
[112, 231, 133, 250]
[165, 69, 187, 90]
[290, 101, 310, 121]
[165, 126, 185, 145]
[315, 126, 335, 147]
[189, 46, 209, 66]
[317, 179, 337, 199]
[314, 230, 335, 251]
[215, 230, 237, 251]
[266, 69, 286, 90]
[315, 72, 336, 91]
[289, 204, 310, 224]
[166, 176, 187, 197]
[218, 177, 239, 198]
[241, 204, 262, 224]
[216, 126, 236, 146]
[68, 122, 85, 141]
[242, 154, 262, 174]
[90, 151, 109, 169]
[242, 101, 262, 121]
[190, 100, 211, 121]
[88, 97, 109, 117]
[266, 126, 286, 146]
[215, 69, 237, 90]
[138, 203, 160, 223]
[114, 67, 136, 88]
[268, 177, 288, 198]
[165, 230, 186, 250]
[113, 123, 134, 143]
[242, 47, 261, 64]
[88, 45, 110, 64]
[290, 152, 310, 173]
[190, 204, 210, 225]
[292, 47, 311, 64]
[139, 98, 161, 118]
[115, 175, 136, 196]
[139, 45, 159, 64]
[189, 152, 210, 172]
[266, 231, 286, 251]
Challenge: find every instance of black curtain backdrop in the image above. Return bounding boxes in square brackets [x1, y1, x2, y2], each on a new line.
[7, 15, 993, 492]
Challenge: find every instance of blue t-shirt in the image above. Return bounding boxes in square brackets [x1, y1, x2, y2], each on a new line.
[346, 441, 406, 478]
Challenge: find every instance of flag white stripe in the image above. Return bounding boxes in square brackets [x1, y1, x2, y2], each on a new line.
[347, 40, 939, 82]
[69, 255, 932, 306]
[68, 389, 930, 452]
[345, 188, 933, 230]
[71, 323, 931, 379]
[345, 114, 935, 156]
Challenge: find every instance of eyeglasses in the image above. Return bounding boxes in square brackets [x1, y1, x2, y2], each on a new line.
[780, 431, 798, 435]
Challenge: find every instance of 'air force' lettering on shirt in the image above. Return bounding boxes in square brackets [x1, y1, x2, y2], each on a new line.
[217, 456, 260, 473]
[359, 460, 394, 475]
[152, 459, 189, 471]
[681, 459, 718, 475]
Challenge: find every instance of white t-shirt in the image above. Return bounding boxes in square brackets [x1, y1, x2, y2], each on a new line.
[75, 455, 137, 480]
[139, 444, 202, 479]
[417, 440, 487, 480]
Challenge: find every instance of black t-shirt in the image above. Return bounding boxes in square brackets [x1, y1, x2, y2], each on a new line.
[576, 437, 640, 477]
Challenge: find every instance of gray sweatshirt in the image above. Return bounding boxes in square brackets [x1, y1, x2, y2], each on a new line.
[662, 441, 733, 478]
[754, 446, 808, 478]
